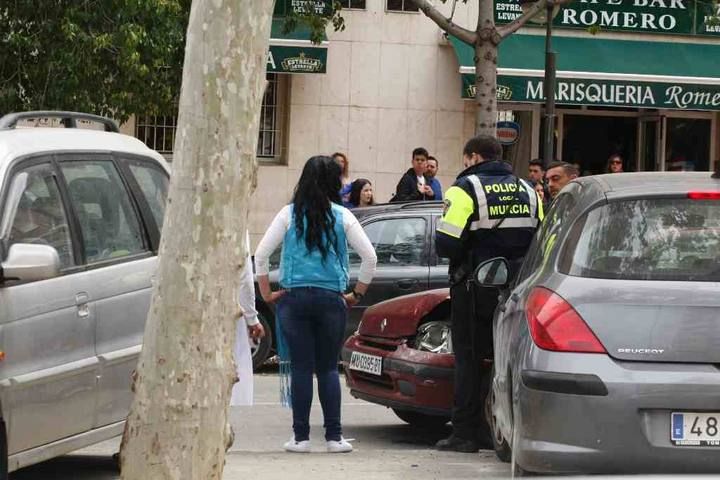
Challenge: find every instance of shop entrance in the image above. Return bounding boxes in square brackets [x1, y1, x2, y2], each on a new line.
[560, 113, 637, 175]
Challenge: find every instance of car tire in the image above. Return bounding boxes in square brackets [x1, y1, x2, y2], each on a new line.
[0, 420, 7, 480]
[510, 401, 534, 477]
[485, 367, 511, 463]
[392, 409, 450, 429]
[251, 311, 273, 370]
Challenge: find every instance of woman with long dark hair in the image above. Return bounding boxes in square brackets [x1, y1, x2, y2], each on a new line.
[254, 156, 377, 454]
[347, 178, 374, 208]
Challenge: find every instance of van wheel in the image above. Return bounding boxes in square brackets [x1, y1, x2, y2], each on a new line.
[392, 409, 450, 429]
[0, 420, 8, 480]
[251, 311, 273, 370]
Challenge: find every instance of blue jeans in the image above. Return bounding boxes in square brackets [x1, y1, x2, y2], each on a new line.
[277, 287, 347, 442]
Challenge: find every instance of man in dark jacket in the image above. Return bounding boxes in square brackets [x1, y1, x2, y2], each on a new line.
[434, 135, 544, 453]
[391, 147, 435, 202]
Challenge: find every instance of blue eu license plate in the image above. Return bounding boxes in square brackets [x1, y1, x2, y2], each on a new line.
[671, 412, 720, 446]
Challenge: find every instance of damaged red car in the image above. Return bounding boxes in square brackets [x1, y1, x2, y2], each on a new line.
[341, 288, 456, 428]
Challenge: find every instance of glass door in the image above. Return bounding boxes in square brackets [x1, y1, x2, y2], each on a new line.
[636, 115, 662, 172]
[664, 117, 712, 172]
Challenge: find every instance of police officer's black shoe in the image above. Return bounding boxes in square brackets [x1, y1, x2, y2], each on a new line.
[435, 435, 480, 453]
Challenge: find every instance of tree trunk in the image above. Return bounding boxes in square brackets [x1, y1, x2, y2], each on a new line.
[474, 0, 499, 136]
[119, 1, 273, 479]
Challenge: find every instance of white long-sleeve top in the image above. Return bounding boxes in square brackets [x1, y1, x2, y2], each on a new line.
[239, 230, 259, 326]
[254, 204, 377, 284]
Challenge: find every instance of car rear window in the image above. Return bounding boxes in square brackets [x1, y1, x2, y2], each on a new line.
[564, 198, 720, 281]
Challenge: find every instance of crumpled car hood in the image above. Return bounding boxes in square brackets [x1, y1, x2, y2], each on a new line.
[358, 288, 450, 338]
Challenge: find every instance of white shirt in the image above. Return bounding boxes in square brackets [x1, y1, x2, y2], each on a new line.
[254, 204, 377, 284]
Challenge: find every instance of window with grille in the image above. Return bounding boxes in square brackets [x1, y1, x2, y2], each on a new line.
[339, 0, 367, 8]
[386, 0, 419, 12]
[135, 115, 177, 156]
[257, 73, 289, 162]
[136, 74, 288, 163]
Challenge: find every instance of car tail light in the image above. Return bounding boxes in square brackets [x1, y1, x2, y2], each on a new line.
[688, 192, 720, 200]
[526, 287, 606, 354]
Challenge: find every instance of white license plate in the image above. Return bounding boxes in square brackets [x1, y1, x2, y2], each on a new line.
[671, 412, 720, 446]
[349, 351, 383, 376]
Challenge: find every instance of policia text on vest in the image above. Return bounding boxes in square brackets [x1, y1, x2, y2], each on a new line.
[433, 135, 543, 453]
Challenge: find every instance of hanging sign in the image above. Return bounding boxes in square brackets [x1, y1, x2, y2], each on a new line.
[497, 121, 521, 145]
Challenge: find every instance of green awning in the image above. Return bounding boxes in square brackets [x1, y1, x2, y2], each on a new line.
[450, 34, 720, 111]
[269, 19, 328, 74]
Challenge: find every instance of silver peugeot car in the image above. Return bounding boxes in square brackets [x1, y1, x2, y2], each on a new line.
[476, 172, 720, 475]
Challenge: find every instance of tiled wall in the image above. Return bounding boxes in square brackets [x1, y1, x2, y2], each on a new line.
[249, 0, 479, 247]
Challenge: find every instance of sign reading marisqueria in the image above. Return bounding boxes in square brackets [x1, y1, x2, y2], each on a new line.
[462, 75, 720, 111]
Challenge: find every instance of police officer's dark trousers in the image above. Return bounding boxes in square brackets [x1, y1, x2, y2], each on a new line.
[449, 281, 499, 444]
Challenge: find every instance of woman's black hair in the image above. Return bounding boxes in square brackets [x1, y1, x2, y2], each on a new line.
[348, 178, 373, 207]
[292, 156, 342, 260]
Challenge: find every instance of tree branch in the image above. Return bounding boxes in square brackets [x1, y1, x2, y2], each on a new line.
[497, 0, 573, 40]
[408, 0, 477, 46]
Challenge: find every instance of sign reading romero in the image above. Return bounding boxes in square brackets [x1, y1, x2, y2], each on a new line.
[495, 0, 717, 36]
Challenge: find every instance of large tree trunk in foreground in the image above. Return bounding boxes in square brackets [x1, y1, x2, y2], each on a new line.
[120, 1, 273, 479]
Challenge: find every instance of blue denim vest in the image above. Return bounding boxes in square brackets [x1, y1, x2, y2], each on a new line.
[279, 204, 349, 292]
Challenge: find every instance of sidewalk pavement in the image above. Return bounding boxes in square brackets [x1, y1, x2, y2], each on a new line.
[11, 373, 508, 479]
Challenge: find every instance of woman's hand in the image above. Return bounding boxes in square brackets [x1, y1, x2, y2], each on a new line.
[262, 290, 285, 304]
[343, 292, 359, 307]
[248, 323, 265, 339]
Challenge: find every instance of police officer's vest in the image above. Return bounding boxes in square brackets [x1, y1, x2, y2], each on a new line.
[438, 161, 542, 265]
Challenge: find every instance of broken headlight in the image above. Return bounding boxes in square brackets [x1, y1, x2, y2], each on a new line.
[414, 321, 452, 354]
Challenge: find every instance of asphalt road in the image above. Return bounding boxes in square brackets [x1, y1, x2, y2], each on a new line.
[10, 371, 509, 479]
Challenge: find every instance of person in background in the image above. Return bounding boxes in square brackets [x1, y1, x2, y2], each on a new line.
[545, 161, 579, 200]
[529, 179, 549, 212]
[230, 231, 265, 406]
[528, 158, 550, 200]
[254, 156, 377, 454]
[528, 158, 545, 184]
[333, 152, 353, 207]
[391, 147, 434, 202]
[426, 156, 443, 200]
[606, 154, 624, 173]
[348, 178, 374, 208]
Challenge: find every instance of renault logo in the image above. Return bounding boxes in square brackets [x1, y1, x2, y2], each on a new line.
[380, 318, 388, 332]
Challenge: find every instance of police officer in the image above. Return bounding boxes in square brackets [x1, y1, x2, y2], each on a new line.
[435, 135, 543, 453]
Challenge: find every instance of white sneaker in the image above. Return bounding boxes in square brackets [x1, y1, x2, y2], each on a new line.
[283, 437, 311, 453]
[326, 437, 353, 453]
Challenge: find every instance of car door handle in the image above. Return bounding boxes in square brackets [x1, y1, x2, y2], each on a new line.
[75, 292, 89, 318]
[396, 279, 418, 290]
[509, 293, 519, 303]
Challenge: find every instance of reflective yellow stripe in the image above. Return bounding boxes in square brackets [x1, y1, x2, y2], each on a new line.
[438, 186, 474, 239]
[437, 219, 464, 238]
[536, 191, 545, 221]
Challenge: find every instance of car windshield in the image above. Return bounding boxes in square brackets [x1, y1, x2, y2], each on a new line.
[565, 198, 720, 281]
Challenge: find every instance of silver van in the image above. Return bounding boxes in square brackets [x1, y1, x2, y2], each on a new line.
[0, 112, 170, 477]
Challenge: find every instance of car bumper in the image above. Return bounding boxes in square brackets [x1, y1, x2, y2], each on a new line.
[341, 334, 454, 416]
[515, 347, 720, 474]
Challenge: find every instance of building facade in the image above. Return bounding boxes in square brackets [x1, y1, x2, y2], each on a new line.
[122, 0, 720, 246]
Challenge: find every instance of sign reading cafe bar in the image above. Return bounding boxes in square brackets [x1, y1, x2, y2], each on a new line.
[495, 0, 720, 36]
[462, 75, 720, 111]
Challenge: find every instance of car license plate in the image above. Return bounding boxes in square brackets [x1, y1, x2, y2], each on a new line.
[671, 412, 720, 446]
[349, 351, 382, 376]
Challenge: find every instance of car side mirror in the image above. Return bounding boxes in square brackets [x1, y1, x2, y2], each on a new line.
[1, 243, 60, 283]
[473, 257, 510, 288]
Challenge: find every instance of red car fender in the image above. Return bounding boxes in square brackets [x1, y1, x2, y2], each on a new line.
[358, 288, 450, 338]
